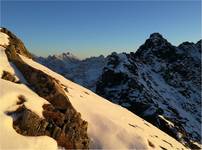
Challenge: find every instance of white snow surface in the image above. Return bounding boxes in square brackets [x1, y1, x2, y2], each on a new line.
[0, 32, 9, 46]
[20, 55, 187, 149]
[0, 46, 15, 77]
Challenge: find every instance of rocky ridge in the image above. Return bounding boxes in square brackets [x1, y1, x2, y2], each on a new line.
[0, 27, 89, 149]
[96, 33, 201, 148]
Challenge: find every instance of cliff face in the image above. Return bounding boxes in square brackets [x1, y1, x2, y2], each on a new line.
[96, 33, 201, 148]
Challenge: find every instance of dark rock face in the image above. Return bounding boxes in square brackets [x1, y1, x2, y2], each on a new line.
[9, 102, 89, 149]
[42, 104, 89, 149]
[17, 64, 70, 111]
[1, 71, 18, 83]
[96, 34, 201, 148]
[14, 107, 47, 136]
[4, 28, 90, 149]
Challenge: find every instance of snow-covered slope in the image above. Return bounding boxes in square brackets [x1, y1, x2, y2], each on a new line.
[37, 33, 201, 149]
[0, 31, 9, 46]
[0, 31, 57, 150]
[20, 54, 187, 149]
[0, 28, 188, 149]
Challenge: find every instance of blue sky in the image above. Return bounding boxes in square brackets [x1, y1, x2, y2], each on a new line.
[1, 0, 201, 58]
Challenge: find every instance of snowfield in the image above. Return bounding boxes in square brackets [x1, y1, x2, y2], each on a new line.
[0, 30, 187, 149]
[0, 32, 9, 46]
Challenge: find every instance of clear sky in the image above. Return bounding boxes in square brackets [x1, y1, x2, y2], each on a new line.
[1, 0, 201, 59]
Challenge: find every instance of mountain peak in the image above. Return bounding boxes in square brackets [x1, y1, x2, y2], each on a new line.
[139, 32, 170, 50]
[135, 32, 171, 59]
[149, 32, 164, 40]
[61, 52, 77, 58]
[52, 52, 80, 61]
[147, 32, 169, 47]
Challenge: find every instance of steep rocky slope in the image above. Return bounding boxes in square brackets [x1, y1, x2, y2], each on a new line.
[96, 33, 201, 148]
[0, 28, 188, 149]
[38, 33, 201, 149]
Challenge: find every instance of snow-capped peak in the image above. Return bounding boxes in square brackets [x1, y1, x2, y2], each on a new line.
[57, 52, 79, 60]
[47, 52, 80, 63]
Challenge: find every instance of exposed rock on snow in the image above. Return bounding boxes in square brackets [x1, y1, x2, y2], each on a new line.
[1, 70, 18, 83]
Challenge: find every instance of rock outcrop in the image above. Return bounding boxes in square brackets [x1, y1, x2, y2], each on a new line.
[1, 70, 19, 83]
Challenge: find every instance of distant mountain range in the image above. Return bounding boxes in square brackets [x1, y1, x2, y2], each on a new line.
[37, 53, 106, 90]
[36, 33, 202, 149]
